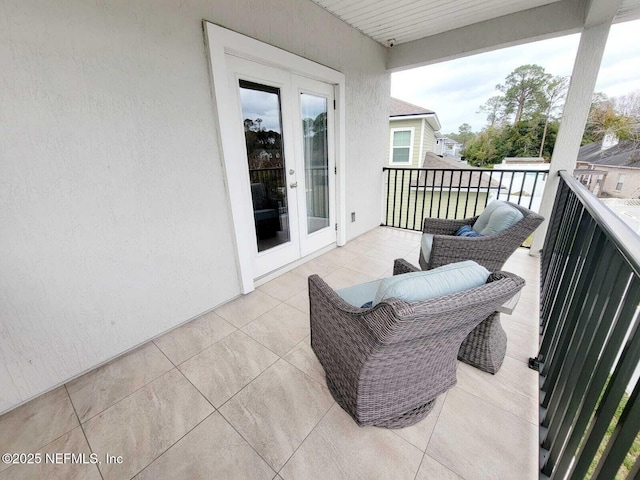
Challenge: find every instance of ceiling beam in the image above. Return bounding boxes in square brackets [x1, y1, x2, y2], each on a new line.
[386, 0, 587, 72]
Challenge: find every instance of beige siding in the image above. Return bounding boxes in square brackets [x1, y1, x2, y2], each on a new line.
[599, 167, 640, 199]
[422, 122, 437, 156]
[389, 119, 423, 167]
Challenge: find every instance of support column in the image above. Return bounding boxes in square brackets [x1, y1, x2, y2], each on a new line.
[530, 21, 613, 253]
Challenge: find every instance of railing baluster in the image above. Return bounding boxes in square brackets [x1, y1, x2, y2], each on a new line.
[391, 169, 398, 228]
[381, 167, 546, 230]
[444, 170, 453, 218]
[384, 168, 391, 226]
[429, 170, 436, 218]
[437, 169, 445, 218]
[463, 171, 471, 218]
[552, 275, 639, 478]
[536, 170, 640, 480]
[399, 169, 406, 229]
[529, 171, 541, 210]
[507, 169, 515, 203]
[455, 170, 463, 218]
[411, 169, 420, 229]
[517, 171, 526, 205]
[473, 170, 483, 216]
[420, 169, 428, 229]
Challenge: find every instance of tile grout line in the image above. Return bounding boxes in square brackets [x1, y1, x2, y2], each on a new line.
[214, 409, 278, 476]
[213, 356, 330, 474]
[277, 400, 337, 477]
[67, 346, 175, 426]
[452, 382, 539, 427]
[152, 323, 238, 369]
[211, 354, 289, 471]
[64, 384, 105, 480]
[219, 298, 282, 330]
[130, 410, 218, 480]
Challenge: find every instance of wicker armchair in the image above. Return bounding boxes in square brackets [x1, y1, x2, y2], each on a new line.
[419, 202, 543, 272]
[309, 259, 525, 428]
[396, 258, 516, 374]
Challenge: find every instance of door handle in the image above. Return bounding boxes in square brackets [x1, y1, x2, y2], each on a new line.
[290, 182, 298, 188]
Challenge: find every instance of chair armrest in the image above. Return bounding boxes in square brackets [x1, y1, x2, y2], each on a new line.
[308, 274, 413, 344]
[393, 258, 420, 275]
[422, 215, 480, 235]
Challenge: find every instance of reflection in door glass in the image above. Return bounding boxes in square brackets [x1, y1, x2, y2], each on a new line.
[239, 80, 290, 252]
[301, 93, 329, 234]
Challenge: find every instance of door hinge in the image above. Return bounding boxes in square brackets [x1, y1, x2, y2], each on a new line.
[334, 166, 337, 174]
[335, 223, 338, 231]
[333, 99, 336, 110]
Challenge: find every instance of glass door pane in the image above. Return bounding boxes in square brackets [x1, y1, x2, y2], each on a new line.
[239, 80, 290, 252]
[301, 93, 329, 234]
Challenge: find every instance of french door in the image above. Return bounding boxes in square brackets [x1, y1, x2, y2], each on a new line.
[226, 55, 336, 278]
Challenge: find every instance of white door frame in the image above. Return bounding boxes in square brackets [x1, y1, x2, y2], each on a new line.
[204, 22, 346, 293]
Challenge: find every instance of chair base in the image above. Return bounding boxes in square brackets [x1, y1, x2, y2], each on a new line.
[325, 375, 437, 428]
[457, 312, 507, 374]
[373, 399, 436, 429]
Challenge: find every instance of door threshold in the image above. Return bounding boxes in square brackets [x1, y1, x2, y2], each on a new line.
[253, 243, 336, 287]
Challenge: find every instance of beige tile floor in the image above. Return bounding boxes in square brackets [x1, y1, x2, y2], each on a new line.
[0, 227, 540, 480]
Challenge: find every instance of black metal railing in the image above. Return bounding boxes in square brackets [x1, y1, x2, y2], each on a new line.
[533, 170, 640, 479]
[382, 167, 548, 230]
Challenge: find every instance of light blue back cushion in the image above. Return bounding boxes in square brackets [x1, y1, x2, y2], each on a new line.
[473, 201, 524, 236]
[372, 260, 490, 306]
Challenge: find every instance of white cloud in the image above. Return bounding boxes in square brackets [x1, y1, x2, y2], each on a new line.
[391, 19, 640, 134]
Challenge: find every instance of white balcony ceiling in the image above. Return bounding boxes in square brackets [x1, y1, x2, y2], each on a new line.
[310, 0, 640, 46]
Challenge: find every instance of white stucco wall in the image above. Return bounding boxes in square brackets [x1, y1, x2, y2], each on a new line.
[0, 0, 389, 412]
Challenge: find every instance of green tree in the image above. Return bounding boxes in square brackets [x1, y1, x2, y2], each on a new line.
[478, 96, 505, 127]
[445, 123, 476, 146]
[462, 127, 501, 167]
[496, 64, 552, 124]
[583, 93, 636, 145]
[538, 75, 568, 157]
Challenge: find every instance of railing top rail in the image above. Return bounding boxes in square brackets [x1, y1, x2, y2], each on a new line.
[383, 167, 549, 173]
[559, 170, 640, 278]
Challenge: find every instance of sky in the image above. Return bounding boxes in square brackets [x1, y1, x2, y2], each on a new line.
[391, 19, 640, 135]
[239, 85, 328, 133]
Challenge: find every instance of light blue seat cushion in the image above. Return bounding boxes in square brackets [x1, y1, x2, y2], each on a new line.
[336, 279, 383, 308]
[372, 260, 490, 306]
[473, 201, 524, 236]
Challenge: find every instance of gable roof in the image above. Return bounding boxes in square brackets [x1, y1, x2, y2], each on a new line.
[390, 97, 435, 117]
[577, 140, 640, 169]
[411, 153, 502, 189]
[390, 98, 441, 131]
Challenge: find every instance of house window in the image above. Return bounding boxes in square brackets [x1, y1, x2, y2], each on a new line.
[615, 174, 625, 191]
[390, 128, 414, 164]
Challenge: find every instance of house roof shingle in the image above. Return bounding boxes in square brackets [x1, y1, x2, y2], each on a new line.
[577, 140, 640, 168]
[390, 97, 435, 117]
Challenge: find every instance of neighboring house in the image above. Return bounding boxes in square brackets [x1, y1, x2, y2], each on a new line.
[575, 138, 640, 199]
[388, 98, 441, 167]
[435, 137, 463, 157]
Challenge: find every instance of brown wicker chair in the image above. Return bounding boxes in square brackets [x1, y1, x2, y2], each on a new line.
[419, 202, 544, 272]
[309, 259, 525, 428]
[395, 258, 514, 374]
